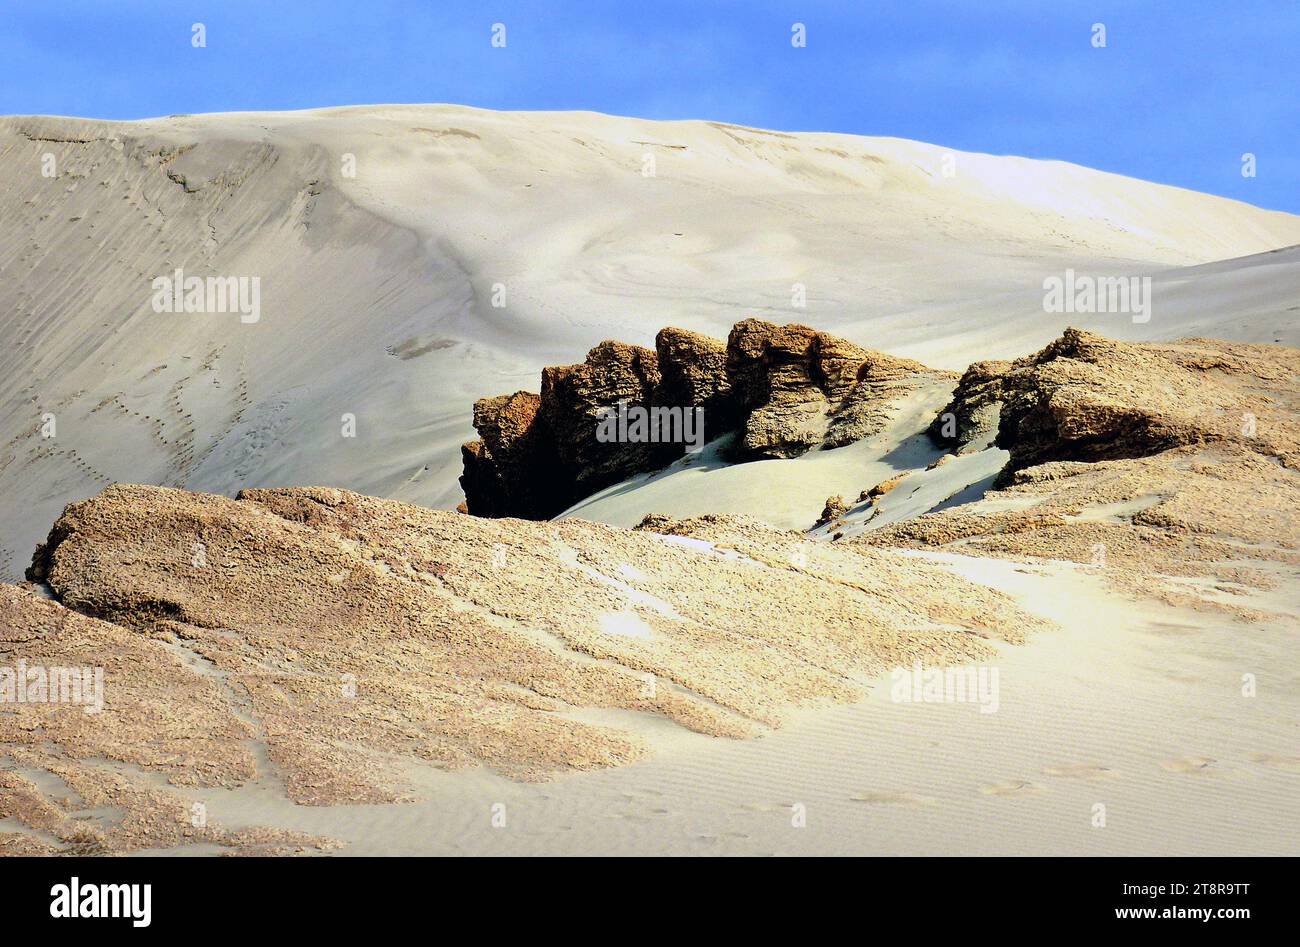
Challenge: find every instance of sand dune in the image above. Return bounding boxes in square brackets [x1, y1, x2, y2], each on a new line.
[3, 106, 1299, 858]
[4, 105, 1300, 577]
[845, 244, 1300, 369]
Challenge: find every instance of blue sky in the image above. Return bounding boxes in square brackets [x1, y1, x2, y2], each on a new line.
[3, 1, 1297, 212]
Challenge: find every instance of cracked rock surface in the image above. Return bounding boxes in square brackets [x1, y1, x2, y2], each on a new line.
[462, 319, 952, 518]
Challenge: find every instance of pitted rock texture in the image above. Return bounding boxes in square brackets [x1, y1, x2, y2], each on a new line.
[541, 340, 667, 498]
[816, 495, 850, 527]
[653, 327, 736, 438]
[715, 319, 951, 456]
[928, 359, 1011, 454]
[3, 481, 1042, 852]
[859, 332, 1300, 621]
[461, 319, 950, 518]
[994, 328, 1300, 482]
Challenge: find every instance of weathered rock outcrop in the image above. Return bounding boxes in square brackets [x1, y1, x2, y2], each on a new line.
[540, 341, 667, 499]
[857, 331, 1300, 620]
[927, 359, 1011, 454]
[459, 391, 567, 519]
[724, 319, 947, 456]
[461, 319, 951, 518]
[653, 327, 734, 434]
[726, 321, 832, 457]
[923, 329, 1300, 477]
[993, 328, 1299, 482]
[458, 342, 669, 520]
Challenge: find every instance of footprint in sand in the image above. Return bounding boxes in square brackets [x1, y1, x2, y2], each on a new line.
[1248, 753, 1300, 772]
[850, 790, 936, 806]
[607, 812, 653, 824]
[1043, 763, 1117, 780]
[980, 780, 1044, 796]
[1159, 756, 1219, 775]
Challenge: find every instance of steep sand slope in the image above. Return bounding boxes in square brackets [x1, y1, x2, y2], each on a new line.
[4, 105, 1300, 578]
[843, 244, 1300, 368]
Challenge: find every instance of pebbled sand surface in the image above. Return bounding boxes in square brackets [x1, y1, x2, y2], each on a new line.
[6, 523, 1295, 855]
[4, 482, 1044, 853]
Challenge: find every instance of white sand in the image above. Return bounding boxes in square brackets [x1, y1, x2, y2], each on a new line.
[559, 380, 1010, 532]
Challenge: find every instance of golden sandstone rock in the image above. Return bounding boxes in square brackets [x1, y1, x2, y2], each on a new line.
[862, 332, 1300, 618]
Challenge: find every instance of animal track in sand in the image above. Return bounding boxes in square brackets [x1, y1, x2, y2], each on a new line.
[1042, 763, 1117, 780]
[979, 780, 1044, 796]
[1247, 753, 1300, 772]
[850, 790, 936, 806]
[608, 812, 654, 824]
[1159, 756, 1220, 775]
